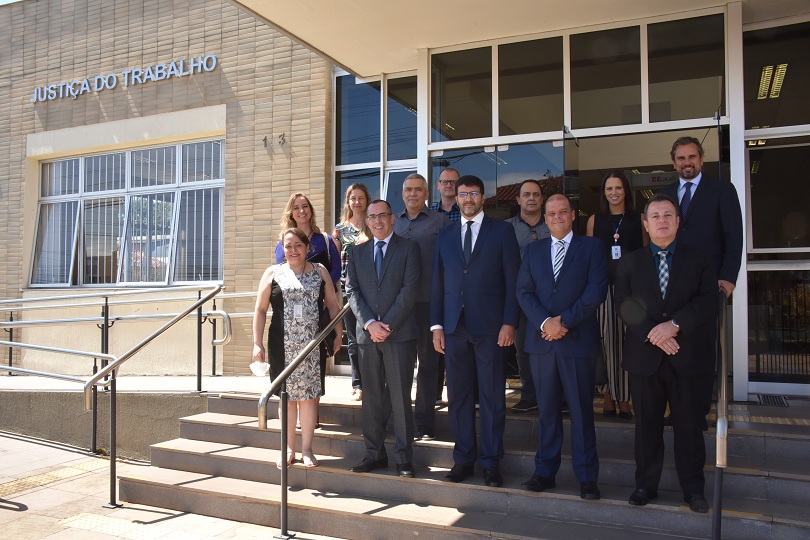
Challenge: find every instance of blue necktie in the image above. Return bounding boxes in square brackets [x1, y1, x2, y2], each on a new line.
[463, 220, 473, 264]
[375, 240, 385, 280]
[680, 182, 693, 219]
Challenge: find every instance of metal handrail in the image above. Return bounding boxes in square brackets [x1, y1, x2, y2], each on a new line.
[0, 284, 218, 308]
[0, 284, 224, 508]
[713, 289, 730, 540]
[256, 302, 350, 537]
[83, 286, 224, 408]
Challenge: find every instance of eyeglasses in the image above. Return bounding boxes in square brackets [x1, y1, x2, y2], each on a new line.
[439, 179, 457, 186]
[457, 191, 481, 199]
[366, 212, 392, 221]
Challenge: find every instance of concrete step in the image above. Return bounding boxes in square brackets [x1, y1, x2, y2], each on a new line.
[118, 464, 810, 540]
[173, 412, 810, 506]
[209, 393, 810, 465]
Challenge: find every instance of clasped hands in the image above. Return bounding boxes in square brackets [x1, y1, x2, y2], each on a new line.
[368, 320, 392, 342]
[540, 316, 567, 341]
[648, 321, 680, 355]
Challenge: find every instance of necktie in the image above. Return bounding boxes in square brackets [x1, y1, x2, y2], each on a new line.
[553, 240, 565, 282]
[680, 182, 693, 219]
[375, 240, 385, 280]
[658, 250, 669, 299]
[464, 220, 473, 264]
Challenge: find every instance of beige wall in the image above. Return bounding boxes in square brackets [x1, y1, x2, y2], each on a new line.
[0, 0, 333, 375]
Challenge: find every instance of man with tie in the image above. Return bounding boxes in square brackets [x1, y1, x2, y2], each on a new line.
[346, 200, 422, 478]
[661, 136, 743, 426]
[516, 194, 608, 500]
[430, 175, 520, 487]
[614, 193, 718, 513]
[394, 173, 450, 441]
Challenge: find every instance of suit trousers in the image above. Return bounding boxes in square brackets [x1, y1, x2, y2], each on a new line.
[514, 311, 537, 404]
[413, 302, 440, 430]
[358, 339, 416, 465]
[531, 351, 599, 483]
[444, 316, 506, 468]
[629, 357, 706, 497]
[343, 305, 361, 389]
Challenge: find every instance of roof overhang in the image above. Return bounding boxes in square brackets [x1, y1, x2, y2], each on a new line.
[227, 0, 809, 78]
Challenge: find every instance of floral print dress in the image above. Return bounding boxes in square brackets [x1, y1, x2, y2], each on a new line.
[267, 263, 325, 401]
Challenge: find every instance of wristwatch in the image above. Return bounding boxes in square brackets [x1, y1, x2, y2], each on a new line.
[671, 320, 680, 328]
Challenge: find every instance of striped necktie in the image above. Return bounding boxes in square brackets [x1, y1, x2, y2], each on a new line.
[680, 182, 693, 219]
[553, 240, 565, 282]
[658, 250, 669, 299]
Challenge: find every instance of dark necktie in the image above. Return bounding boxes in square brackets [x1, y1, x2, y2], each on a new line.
[375, 240, 385, 280]
[464, 220, 473, 264]
[658, 250, 669, 299]
[553, 240, 565, 282]
[680, 182, 693, 219]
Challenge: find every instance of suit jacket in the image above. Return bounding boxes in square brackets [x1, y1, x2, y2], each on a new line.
[661, 176, 743, 285]
[517, 235, 608, 357]
[430, 215, 520, 336]
[615, 243, 718, 377]
[346, 233, 421, 344]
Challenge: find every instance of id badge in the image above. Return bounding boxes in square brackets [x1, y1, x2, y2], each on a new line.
[611, 245, 622, 260]
[293, 304, 303, 319]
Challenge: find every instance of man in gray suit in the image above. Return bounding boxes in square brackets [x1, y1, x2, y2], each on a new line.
[346, 199, 422, 478]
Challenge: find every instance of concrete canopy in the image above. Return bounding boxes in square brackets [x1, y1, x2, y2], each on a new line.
[228, 0, 807, 77]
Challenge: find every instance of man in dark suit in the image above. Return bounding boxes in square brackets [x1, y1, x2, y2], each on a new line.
[516, 194, 608, 500]
[661, 136, 743, 422]
[346, 199, 422, 478]
[615, 193, 718, 513]
[430, 175, 520, 487]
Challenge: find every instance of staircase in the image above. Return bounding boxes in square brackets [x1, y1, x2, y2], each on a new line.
[118, 391, 810, 539]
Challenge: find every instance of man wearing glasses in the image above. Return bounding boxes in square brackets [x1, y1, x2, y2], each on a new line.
[430, 175, 521, 487]
[505, 179, 550, 413]
[346, 200, 422, 478]
[429, 167, 461, 223]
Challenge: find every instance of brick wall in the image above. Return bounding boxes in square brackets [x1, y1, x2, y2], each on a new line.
[0, 0, 333, 375]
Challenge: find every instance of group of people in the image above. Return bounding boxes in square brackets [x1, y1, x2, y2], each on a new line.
[251, 136, 743, 514]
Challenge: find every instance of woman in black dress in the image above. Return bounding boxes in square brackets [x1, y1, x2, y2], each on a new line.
[586, 171, 647, 418]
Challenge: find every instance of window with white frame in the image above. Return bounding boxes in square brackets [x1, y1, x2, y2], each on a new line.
[32, 139, 224, 286]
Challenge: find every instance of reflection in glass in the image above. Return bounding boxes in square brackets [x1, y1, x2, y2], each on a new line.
[41, 159, 80, 197]
[571, 26, 641, 129]
[499, 38, 563, 135]
[749, 270, 810, 383]
[648, 15, 725, 122]
[744, 22, 810, 129]
[429, 143, 564, 219]
[749, 145, 810, 249]
[174, 188, 222, 281]
[122, 193, 175, 283]
[85, 154, 125, 192]
[432, 48, 492, 142]
[132, 146, 176, 188]
[182, 140, 224, 182]
[336, 76, 381, 165]
[387, 77, 418, 161]
[83, 197, 124, 284]
[386, 170, 418, 216]
[336, 168, 380, 220]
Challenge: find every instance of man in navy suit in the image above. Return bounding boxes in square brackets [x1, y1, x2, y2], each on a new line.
[661, 136, 743, 423]
[615, 193, 718, 513]
[516, 194, 608, 500]
[346, 200, 422, 478]
[430, 175, 520, 487]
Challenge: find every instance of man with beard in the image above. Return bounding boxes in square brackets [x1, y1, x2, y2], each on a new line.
[430, 175, 520, 487]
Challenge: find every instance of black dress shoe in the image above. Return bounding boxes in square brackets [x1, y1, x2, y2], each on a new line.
[349, 456, 388, 473]
[444, 463, 474, 483]
[520, 475, 556, 492]
[685, 494, 709, 513]
[483, 467, 503, 487]
[414, 426, 436, 441]
[629, 487, 658, 506]
[397, 462, 415, 478]
[663, 415, 673, 427]
[580, 481, 601, 500]
[602, 408, 617, 417]
[619, 411, 633, 420]
[702, 417, 709, 432]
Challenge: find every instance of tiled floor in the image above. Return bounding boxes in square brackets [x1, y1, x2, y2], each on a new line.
[0, 431, 344, 539]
